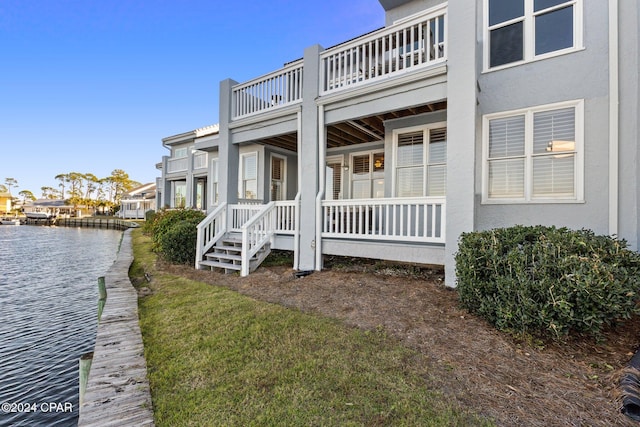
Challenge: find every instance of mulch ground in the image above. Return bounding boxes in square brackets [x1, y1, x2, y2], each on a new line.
[157, 256, 640, 427]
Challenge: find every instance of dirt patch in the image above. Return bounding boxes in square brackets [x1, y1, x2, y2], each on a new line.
[157, 257, 639, 427]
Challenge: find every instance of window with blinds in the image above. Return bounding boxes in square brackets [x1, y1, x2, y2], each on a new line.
[271, 156, 285, 201]
[210, 158, 218, 204]
[241, 153, 258, 199]
[395, 126, 447, 197]
[396, 131, 424, 197]
[326, 162, 343, 200]
[350, 151, 384, 199]
[427, 127, 447, 196]
[485, 101, 581, 201]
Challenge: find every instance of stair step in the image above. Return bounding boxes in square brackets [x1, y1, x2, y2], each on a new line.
[199, 260, 242, 271]
[205, 252, 242, 262]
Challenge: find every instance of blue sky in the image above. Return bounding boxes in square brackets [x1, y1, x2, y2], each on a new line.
[0, 0, 384, 197]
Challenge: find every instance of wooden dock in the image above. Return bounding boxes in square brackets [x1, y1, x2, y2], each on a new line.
[78, 229, 155, 427]
[57, 217, 138, 230]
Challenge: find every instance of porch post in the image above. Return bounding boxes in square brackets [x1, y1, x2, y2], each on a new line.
[444, 2, 477, 287]
[298, 44, 323, 271]
[218, 78, 239, 206]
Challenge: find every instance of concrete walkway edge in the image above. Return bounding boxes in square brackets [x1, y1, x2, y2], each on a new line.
[78, 229, 155, 426]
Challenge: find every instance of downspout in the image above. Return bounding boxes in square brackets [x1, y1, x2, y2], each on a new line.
[315, 105, 326, 271]
[293, 111, 302, 270]
[608, 0, 619, 237]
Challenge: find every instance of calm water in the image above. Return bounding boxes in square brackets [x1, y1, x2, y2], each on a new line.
[0, 225, 123, 427]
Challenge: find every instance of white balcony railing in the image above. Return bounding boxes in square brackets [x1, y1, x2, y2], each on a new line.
[321, 197, 445, 243]
[167, 157, 188, 173]
[232, 60, 304, 119]
[320, 6, 446, 94]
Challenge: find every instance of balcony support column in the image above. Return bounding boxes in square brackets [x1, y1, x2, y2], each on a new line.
[444, 2, 477, 287]
[219, 78, 240, 207]
[298, 44, 323, 271]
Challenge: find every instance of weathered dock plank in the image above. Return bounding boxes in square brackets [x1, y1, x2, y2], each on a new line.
[78, 229, 154, 427]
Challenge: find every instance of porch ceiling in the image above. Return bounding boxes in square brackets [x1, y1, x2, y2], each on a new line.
[258, 101, 447, 152]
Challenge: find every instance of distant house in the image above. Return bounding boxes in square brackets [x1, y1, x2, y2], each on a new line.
[0, 192, 11, 214]
[23, 199, 81, 218]
[118, 183, 156, 219]
[157, 0, 640, 286]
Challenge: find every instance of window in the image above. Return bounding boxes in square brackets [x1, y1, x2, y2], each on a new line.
[486, 0, 582, 69]
[271, 155, 286, 201]
[394, 125, 447, 197]
[483, 100, 583, 202]
[350, 151, 384, 199]
[210, 158, 218, 205]
[326, 156, 344, 200]
[195, 178, 206, 210]
[171, 181, 186, 208]
[173, 147, 188, 158]
[239, 152, 258, 199]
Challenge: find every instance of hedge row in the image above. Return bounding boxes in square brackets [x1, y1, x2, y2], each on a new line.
[143, 208, 205, 265]
[456, 225, 640, 340]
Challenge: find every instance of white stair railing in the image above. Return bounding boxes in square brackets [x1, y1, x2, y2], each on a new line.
[240, 202, 277, 276]
[195, 203, 227, 269]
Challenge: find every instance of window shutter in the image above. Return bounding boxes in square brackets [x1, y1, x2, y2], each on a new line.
[271, 157, 283, 180]
[489, 115, 525, 158]
[429, 128, 447, 163]
[352, 154, 370, 175]
[244, 154, 257, 180]
[532, 106, 576, 197]
[533, 107, 575, 153]
[397, 131, 424, 166]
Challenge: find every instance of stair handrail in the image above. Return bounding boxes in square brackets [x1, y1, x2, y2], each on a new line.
[195, 202, 227, 269]
[240, 201, 276, 276]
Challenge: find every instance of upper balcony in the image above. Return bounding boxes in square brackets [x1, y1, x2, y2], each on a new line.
[231, 5, 446, 121]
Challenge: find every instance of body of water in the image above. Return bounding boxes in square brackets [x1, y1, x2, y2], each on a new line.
[0, 225, 123, 426]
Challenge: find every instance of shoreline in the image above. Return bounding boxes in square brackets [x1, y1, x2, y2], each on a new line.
[77, 229, 154, 426]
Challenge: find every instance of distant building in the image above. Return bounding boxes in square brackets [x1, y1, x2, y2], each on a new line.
[118, 183, 156, 219]
[23, 199, 81, 218]
[0, 192, 11, 214]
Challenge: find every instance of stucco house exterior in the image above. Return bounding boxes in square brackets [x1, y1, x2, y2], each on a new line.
[157, 0, 639, 286]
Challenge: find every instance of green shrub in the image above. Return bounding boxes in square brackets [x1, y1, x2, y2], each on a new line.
[456, 225, 640, 340]
[158, 218, 201, 265]
[145, 208, 205, 250]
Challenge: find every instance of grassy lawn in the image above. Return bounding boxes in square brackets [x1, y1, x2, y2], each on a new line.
[130, 230, 491, 426]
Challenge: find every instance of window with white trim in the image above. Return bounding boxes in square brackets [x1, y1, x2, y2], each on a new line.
[485, 0, 582, 69]
[239, 152, 258, 199]
[350, 150, 384, 199]
[171, 181, 186, 208]
[484, 100, 583, 202]
[326, 156, 344, 200]
[210, 158, 219, 205]
[270, 155, 286, 201]
[394, 125, 447, 197]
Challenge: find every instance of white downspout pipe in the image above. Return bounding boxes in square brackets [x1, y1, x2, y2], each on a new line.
[315, 105, 326, 271]
[609, 0, 619, 237]
[293, 111, 302, 270]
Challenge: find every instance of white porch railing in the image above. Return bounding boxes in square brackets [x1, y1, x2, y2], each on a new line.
[232, 60, 304, 119]
[229, 203, 265, 231]
[320, 5, 446, 94]
[167, 157, 188, 173]
[321, 197, 445, 244]
[195, 203, 227, 269]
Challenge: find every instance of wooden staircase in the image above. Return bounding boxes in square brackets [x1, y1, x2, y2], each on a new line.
[199, 233, 271, 274]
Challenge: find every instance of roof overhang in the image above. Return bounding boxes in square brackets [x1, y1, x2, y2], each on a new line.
[378, 0, 413, 11]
